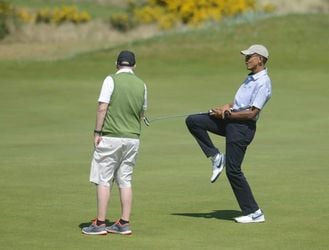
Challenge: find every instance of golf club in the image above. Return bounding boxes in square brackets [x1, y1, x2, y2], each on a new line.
[143, 111, 211, 126]
[143, 109, 232, 126]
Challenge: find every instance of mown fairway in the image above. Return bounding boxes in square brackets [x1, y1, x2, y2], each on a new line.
[0, 14, 328, 250]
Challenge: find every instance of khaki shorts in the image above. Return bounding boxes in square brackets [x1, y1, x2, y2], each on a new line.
[89, 136, 140, 188]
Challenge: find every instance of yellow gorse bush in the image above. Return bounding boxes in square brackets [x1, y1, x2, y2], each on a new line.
[36, 6, 91, 24]
[4, 5, 91, 25]
[1, 2, 92, 25]
[0, 1, 93, 39]
[262, 2, 276, 13]
[15, 8, 35, 23]
[134, 0, 256, 29]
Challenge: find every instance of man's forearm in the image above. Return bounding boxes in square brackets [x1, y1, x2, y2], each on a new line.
[226, 107, 260, 121]
[95, 103, 108, 131]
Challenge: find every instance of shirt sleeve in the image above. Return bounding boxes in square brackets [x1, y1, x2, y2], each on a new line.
[252, 83, 272, 110]
[98, 76, 114, 103]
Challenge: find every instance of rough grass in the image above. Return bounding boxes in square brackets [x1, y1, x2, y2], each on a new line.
[2, 0, 328, 61]
[0, 14, 328, 250]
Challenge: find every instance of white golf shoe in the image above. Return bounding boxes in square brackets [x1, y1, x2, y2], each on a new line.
[210, 153, 225, 183]
[234, 209, 265, 223]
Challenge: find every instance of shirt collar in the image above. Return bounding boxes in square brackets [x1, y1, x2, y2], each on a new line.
[248, 68, 268, 81]
[116, 68, 134, 74]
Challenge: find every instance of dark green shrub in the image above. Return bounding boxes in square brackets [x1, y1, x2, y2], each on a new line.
[110, 12, 135, 32]
[0, 0, 11, 39]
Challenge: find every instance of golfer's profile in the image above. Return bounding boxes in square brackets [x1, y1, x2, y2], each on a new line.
[186, 44, 272, 224]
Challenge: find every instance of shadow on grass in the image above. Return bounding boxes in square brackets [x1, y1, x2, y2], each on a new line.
[171, 210, 241, 221]
[78, 219, 112, 229]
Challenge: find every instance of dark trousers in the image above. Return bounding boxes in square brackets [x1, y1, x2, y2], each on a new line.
[185, 114, 259, 215]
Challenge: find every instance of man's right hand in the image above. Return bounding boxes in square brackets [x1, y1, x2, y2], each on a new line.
[210, 104, 232, 119]
[94, 135, 102, 147]
[209, 107, 223, 118]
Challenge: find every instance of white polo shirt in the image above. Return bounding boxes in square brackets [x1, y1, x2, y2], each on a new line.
[98, 68, 148, 111]
[232, 69, 272, 120]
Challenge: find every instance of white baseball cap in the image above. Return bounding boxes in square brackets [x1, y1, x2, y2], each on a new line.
[241, 44, 269, 59]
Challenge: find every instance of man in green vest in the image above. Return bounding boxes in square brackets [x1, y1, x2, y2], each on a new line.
[82, 50, 147, 235]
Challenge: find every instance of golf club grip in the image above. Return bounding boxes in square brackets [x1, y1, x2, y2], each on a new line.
[224, 110, 231, 119]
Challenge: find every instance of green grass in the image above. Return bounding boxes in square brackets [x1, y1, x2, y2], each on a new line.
[0, 13, 328, 249]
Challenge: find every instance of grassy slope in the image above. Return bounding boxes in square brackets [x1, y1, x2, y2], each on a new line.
[0, 14, 328, 249]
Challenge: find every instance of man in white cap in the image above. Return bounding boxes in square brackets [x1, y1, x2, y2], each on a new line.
[186, 44, 272, 223]
[82, 50, 147, 235]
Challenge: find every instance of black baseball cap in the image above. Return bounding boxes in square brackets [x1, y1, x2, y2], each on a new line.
[116, 50, 136, 66]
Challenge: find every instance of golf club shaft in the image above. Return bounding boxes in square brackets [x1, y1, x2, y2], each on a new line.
[149, 111, 209, 123]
